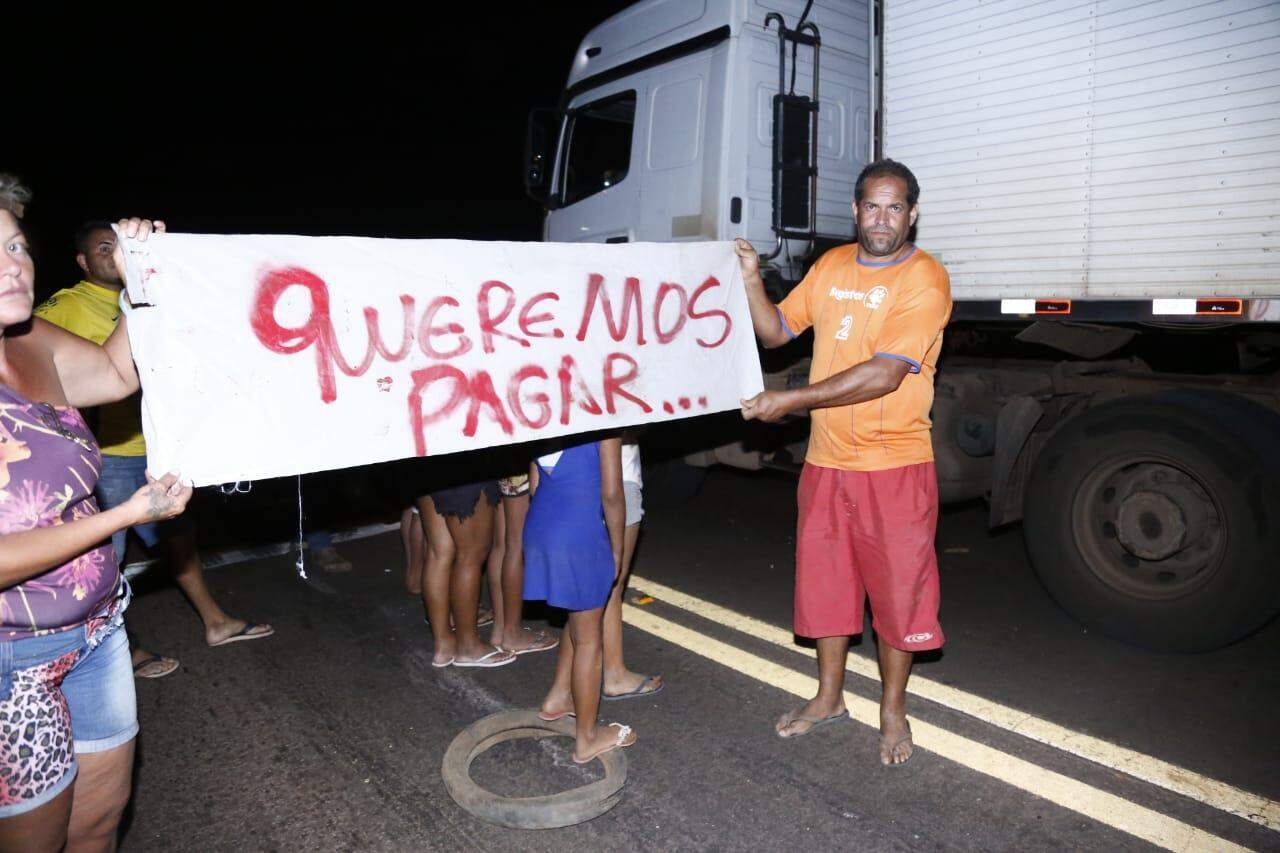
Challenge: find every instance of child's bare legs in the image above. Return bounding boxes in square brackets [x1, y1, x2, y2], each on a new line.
[485, 505, 506, 635]
[417, 497, 456, 665]
[602, 522, 662, 696]
[490, 494, 522, 649]
[401, 506, 426, 595]
[541, 607, 635, 761]
[444, 496, 507, 663]
[492, 493, 552, 652]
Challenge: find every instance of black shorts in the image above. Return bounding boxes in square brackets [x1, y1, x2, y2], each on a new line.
[428, 480, 500, 520]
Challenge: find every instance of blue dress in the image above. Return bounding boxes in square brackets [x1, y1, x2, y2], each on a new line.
[523, 441, 615, 611]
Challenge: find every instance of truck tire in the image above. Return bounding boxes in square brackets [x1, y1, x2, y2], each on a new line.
[1023, 390, 1280, 652]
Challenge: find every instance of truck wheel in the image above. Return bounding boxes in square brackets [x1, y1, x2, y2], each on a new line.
[1023, 391, 1280, 652]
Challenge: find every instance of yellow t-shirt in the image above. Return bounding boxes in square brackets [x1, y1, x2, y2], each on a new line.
[777, 244, 951, 472]
[34, 281, 146, 457]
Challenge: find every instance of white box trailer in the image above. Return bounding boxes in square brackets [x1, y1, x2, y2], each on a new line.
[524, 0, 1280, 652]
[884, 0, 1280, 304]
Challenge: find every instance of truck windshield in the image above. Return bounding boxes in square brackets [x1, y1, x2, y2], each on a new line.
[560, 91, 636, 206]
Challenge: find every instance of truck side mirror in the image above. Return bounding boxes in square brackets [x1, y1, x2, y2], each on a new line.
[524, 108, 558, 205]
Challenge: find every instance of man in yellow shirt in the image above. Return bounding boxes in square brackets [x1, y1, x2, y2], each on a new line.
[737, 160, 951, 765]
[37, 221, 274, 677]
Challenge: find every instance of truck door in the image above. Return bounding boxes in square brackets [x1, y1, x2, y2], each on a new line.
[636, 51, 718, 243]
[547, 83, 644, 244]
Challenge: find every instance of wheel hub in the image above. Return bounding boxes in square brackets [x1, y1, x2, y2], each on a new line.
[1073, 458, 1225, 601]
[1116, 490, 1186, 560]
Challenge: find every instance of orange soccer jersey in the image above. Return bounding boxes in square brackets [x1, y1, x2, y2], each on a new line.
[777, 243, 952, 472]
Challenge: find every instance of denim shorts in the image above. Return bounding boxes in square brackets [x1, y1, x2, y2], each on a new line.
[0, 606, 138, 817]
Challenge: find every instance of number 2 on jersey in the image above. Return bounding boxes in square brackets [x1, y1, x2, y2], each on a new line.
[834, 314, 853, 340]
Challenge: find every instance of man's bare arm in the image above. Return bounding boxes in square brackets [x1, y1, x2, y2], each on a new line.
[742, 357, 910, 422]
[735, 239, 792, 349]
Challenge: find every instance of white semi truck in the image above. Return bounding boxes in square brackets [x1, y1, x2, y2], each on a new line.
[523, 0, 1280, 651]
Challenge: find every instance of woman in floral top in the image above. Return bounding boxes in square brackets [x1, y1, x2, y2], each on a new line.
[0, 175, 191, 849]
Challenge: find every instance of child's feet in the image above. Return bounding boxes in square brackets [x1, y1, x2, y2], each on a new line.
[573, 723, 636, 764]
[603, 670, 663, 700]
[452, 640, 515, 668]
[539, 686, 574, 722]
[496, 626, 559, 655]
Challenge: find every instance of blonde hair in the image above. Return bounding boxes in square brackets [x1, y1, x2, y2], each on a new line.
[0, 174, 32, 218]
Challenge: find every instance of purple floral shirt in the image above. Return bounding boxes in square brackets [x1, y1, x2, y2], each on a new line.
[0, 384, 120, 639]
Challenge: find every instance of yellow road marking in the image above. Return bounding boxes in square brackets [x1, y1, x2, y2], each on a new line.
[623, 604, 1251, 853]
[629, 576, 1279, 834]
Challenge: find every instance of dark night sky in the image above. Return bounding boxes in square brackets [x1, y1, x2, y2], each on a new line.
[11, 4, 634, 299]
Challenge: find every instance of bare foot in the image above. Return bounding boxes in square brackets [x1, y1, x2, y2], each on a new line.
[539, 687, 574, 722]
[603, 670, 663, 699]
[775, 697, 848, 738]
[880, 710, 914, 766]
[205, 619, 274, 647]
[573, 723, 636, 764]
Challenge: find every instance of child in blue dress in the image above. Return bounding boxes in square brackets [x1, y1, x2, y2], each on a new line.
[523, 435, 637, 763]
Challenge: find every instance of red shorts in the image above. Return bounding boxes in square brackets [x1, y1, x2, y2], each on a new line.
[794, 462, 944, 651]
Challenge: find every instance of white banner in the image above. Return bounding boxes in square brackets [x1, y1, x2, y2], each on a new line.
[118, 235, 764, 486]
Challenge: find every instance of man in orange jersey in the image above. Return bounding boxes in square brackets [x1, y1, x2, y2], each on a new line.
[736, 159, 951, 765]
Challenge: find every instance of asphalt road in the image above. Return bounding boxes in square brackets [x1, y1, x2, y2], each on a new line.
[118, 469, 1279, 851]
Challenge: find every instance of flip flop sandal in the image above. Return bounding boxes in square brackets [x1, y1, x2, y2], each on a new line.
[431, 656, 455, 669]
[775, 709, 850, 739]
[882, 725, 915, 767]
[133, 654, 180, 679]
[504, 631, 560, 656]
[208, 623, 275, 647]
[572, 723, 635, 765]
[452, 649, 517, 668]
[602, 674, 664, 701]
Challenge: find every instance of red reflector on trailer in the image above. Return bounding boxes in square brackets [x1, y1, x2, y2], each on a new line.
[1035, 300, 1071, 315]
[1195, 298, 1242, 316]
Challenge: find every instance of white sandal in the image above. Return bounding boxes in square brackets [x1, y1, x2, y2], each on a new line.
[573, 723, 636, 764]
[452, 649, 516, 668]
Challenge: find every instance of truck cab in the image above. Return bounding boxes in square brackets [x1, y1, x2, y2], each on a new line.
[530, 0, 872, 283]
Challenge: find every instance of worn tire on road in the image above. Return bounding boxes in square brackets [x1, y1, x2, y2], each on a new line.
[441, 709, 627, 829]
